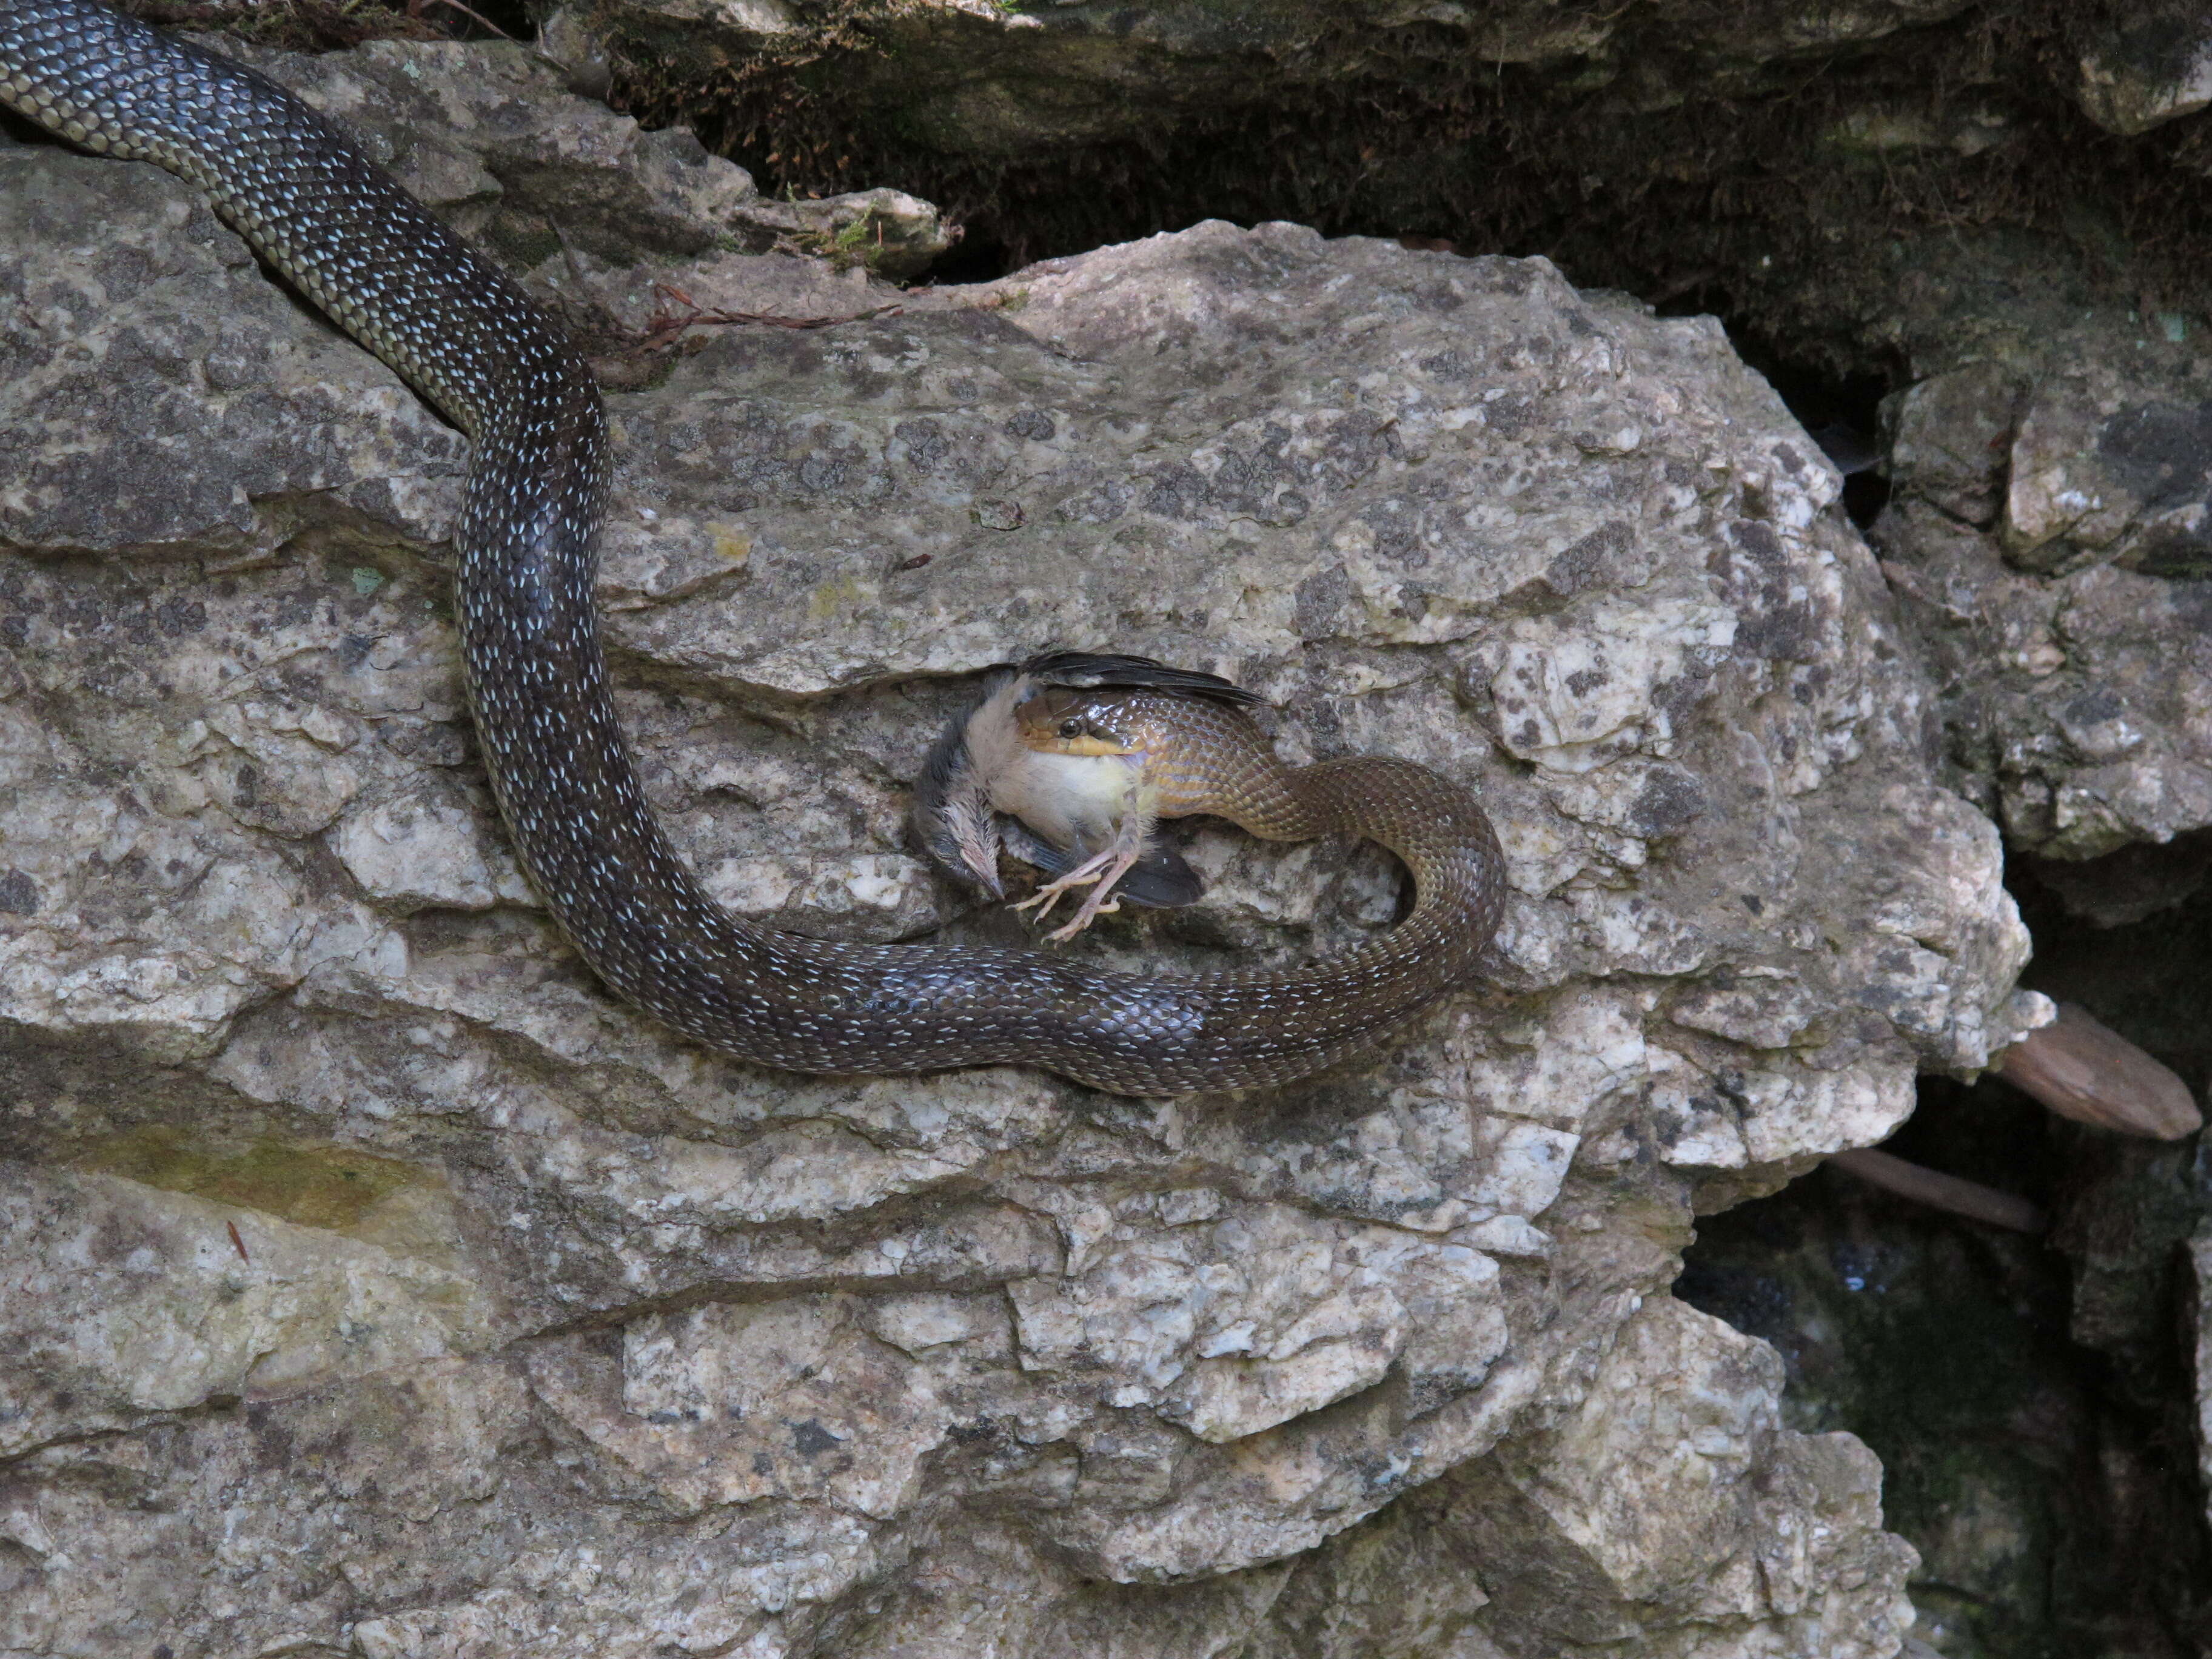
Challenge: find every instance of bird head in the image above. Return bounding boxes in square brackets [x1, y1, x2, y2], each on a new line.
[911, 706, 1007, 899]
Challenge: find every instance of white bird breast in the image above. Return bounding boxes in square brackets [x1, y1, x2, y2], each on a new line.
[997, 748, 1152, 849]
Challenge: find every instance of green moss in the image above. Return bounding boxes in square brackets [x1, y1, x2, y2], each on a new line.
[75, 1125, 424, 1232]
[785, 206, 904, 273]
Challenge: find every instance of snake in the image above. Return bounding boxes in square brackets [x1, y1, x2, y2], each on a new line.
[0, 0, 1508, 1094]
[909, 651, 1495, 950]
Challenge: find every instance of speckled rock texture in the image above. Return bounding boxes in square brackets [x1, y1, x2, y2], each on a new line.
[199, 32, 951, 281]
[2196, 1228, 2212, 1518]
[2073, 5, 2212, 135]
[535, 0, 2212, 175]
[0, 36, 2019, 1658]
[1872, 308, 2212, 861]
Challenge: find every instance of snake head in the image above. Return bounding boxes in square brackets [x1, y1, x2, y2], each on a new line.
[1013, 685, 1141, 757]
[912, 708, 1006, 899]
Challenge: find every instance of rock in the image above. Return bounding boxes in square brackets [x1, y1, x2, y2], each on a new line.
[2016, 830, 2212, 928]
[1437, 1296, 1919, 1658]
[0, 1157, 506, 1456]
[1680, 1090, 2212, 1657]
[208, 35, 763, 261]
[207, 32, 939, 285]
[2195, 1227, 2212, 1527]
[518, 0, 2212, 424]
[2049, 1133, 2207, 1367]
[1881, 360, 2022, 528]
[0, 36, 2013, 1655]
[799, 1295, 1919, 1655]
[543, 0, 1980, 160]
[1005, 1200, 1510, 1443]
[1872, 300, 2212, 859]
[737, 186, 957, 280]
[2000, 360, 2212, 575]
[536, 0, 615, 98]
[2075, 8, 2212, 135]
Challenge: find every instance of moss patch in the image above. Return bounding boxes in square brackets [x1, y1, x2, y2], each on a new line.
[75, 1125, 426, 1232]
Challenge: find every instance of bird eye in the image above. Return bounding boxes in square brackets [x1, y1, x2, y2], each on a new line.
[1058, 719, 1084, 739]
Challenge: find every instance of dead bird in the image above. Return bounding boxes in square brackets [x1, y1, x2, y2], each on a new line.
[913, 652, 1259, 934]
[912, 649, 1501, 977]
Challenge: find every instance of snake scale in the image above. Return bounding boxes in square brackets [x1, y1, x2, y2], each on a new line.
[0, 0, 1507, 1094]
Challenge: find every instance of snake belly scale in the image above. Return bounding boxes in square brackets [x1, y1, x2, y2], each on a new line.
[0, 0, 1508, 1094]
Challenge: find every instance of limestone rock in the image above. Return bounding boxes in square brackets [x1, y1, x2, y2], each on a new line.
[737, 186, 957, 279]
[540, 0, 1980, 158]
[0, 37, 1995, 1656]
[213, 34, 761, 262]
[809, 1295, 1919, 1657]
[1874, 317, 2212, 859]
[2195, 1228, 2212, 1529]
[209, 32, 938, 287]
[1448, 1296, 1919, 1658]
[0, 1158, 505, 1456]
[2075, 9, 2212, 135]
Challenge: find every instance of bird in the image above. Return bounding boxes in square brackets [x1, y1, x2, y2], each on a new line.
[913, 652, 1264, 939]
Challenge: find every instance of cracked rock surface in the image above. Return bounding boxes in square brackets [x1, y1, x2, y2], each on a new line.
[0, 37, 2020, 1657]
[1873, 301, 2212, 862]
[2197, 1228, 2212, 1523]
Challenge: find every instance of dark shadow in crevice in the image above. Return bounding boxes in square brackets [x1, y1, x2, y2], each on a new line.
[1684, 829, 2212, 1657]
[1700, 330, 1897, 530]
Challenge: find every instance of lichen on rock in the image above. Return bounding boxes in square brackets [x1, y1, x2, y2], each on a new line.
[1874, 304, 2212, 861]
[0, 34, 2036, 1657]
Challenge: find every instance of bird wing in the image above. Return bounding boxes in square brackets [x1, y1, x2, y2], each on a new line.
[1017, 650, 1264, 707]
[1001, 819, 1206, 908]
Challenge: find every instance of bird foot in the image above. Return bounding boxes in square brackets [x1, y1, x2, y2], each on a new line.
[1042, 893, 1123, 943]
[1011, 846, 1141, 939]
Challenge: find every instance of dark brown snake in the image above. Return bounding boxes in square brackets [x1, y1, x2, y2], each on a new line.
[0, 0, 1507, 1094]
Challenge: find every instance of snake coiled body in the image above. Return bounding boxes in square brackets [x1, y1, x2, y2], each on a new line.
[0, 0, 1507, 1094]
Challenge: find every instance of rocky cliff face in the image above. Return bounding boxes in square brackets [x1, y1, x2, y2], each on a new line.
[551, 0, 2212, 375]
[0, 30, 2071, 1659]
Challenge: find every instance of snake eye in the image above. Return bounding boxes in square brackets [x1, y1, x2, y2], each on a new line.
[1058, 719, 1084, 739]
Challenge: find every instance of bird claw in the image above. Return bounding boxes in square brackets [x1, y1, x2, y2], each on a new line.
[1010, 873, 1088, 926]
[1043, 894, 1122, 943]
[1010, 845, 1140, 939]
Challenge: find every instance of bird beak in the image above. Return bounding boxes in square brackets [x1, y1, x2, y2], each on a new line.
[958, 830, 1004, 899]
